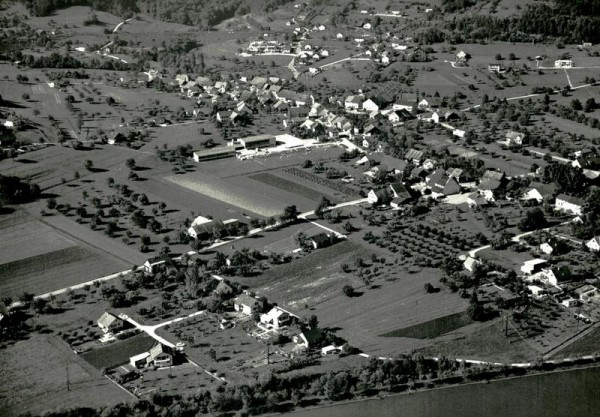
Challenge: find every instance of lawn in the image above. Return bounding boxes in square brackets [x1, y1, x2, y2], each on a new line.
[250, 172, 339, 204]
[0, 334, 132, 416]
[553, 325, 600, 359]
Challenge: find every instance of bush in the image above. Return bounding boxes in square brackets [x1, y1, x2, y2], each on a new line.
[342, 285, 355, 297]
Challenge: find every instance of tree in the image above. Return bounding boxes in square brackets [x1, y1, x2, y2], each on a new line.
[46, 198, 57, 210]
[571, 99, 583, 111]
[281, 205, 299, 223]
[126, 158, 136, 170]
[342, 285, 355, 297]
[518, 208, 547, 231]
[495, 53, 503, 61]
[584, 98, 597, 112]
[424, 283, 435, 293]
[84, 160, 94, 171]
[467, 292, 485, 321]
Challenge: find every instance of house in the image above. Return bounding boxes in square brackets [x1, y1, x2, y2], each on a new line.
[586, 237, 600, 252]
[336, 33, 344, 40]
[344, 95, 363, 110]
[260, 307, 291, 329]
[555, 194, 584, 215]
[213, 281, 234, 298]
[114, 365, 139, 383]
[561, 297, 578, 307]
[188, 218, 239, 240]
[505, 130, 524, 146]
[143, 257, 166, 275]
[543, 266, 572, 286]
[446, 168, 464, 181]
[393, 99, 417, 112]
[522, 188, 544, 204]
[293, 327, 321, 348]
[363, 23, 372, 30]
[216, 111, 234, 124]
[464, 256, 481, 272]
[477, 170, 505, 201]
[233, 293, 263, 315]
[455, 50, 469, 64]
[467, 192, 489, 208]
[363, 124, 381, 137]
[367, 189, 391, 205]
[574, 284, 600, 302]
[539, 239, 568, 255]
[97, 312, 125, 334]
[388, 109, 413, 124]
[444, 110, 460, 122]
[129, 352, 151, 368]
[389, 182, 415, 207]
[362, 99, 379, 112]
[148, 343, 173, 367]
[426, 169, 461, 196]
[520, 259, 548, 275]
[418, 97, 442, 110]
[488, 63, 506, 73]
[381, 55, 390, 65]
[239, 134, 276, 150]
[405, 148, 424, 165]
[321, 345, 342, 356]
[555, 59, 573, 68]
[308, 233, 333, 249]
[527, 285, 547, 299]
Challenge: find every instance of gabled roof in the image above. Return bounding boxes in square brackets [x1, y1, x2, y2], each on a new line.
[98, 311, 119, 327]
[234, 293, 260, 307]
[556, 194, 584, 206]
[149, 343, 170, 360]
[405, 148, 424, 161]
[481, 170, 505, 182]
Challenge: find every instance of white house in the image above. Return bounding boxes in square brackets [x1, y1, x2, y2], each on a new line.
[233, 294, 262, 315]
[362, 99, 379, 112]
[344, 95, 363, 110]
[555, 59, 573, 68]
[522, 188, 544, 204]
[97, 312, 125, 334]
[520, 259, 548, 275]
[381, 55, 390, 65]
[363, 23, 372, 30]
[586, 237, 600, 252]
[463, 256, 481, 272]
[555, 194, 584, 215]
[527, 285, 547, 299]
[260, 307, 291, 329]
[336, 33, 344, 40]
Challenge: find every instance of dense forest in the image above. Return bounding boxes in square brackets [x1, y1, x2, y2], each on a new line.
[447, 0, 600, 44]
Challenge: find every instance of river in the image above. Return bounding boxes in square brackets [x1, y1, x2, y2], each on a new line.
[285, 365, 600, 417]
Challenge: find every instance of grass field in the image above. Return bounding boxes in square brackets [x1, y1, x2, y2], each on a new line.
[250, 172, 338, 204]
[0, 334, 132, 416]
[380, 311, 472, 339]
[0, 209, 130, 298]
[554, 325, 600, 359]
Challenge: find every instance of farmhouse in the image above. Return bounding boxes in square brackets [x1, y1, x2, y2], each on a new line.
[467, 192, 489, 208]
[539, 239, 568, 255]
[455, 50, 469, 64]
[260, 307, 291, 329]
[192, 147, 236, 162]
[393, 99, 417, 112]
[477, 170, 505, 201]
[389, 182, 415, 206]
[388, 109, 413, 124]
[97, 312, 126, 334]
[418, 97, 442, 110]
[520, 259, 548, 275]
[188, 218, 239, 240]
[464, 256, 482, 272]
[238, 134, 276, 150]
[426, 169, 461, 196]
[543, 266, 572, 286]
[555, 194, 584, 215]
[586, 237, 600, 252]
[367, 189, 391, 205]
[522, 188, 544, 204]
[233, 293, 263, 315]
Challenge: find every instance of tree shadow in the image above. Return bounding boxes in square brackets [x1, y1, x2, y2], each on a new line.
[0, 100, 27, 109]
[15, 158, 37, 164]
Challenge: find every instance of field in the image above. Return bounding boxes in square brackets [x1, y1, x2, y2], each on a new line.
[0, 334, 132, 416]
[380, 312, 473, 339]
[554, 325, 600, 359]
[0, 209, 130, 298]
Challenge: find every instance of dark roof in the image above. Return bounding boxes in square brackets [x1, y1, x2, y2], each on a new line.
[556, 194, 584, 206]
[310, 233, 331, 245]
[81, 333, 156, 370]
[405, 148, 424, 161]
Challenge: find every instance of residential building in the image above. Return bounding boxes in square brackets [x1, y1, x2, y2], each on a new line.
[260, 307, 291, 329]
[574, 285, 600, 302]
[344, 95, 363, 110]
[586, 236, 600, 252]
[233, 293, 263, 315]
[555, 59, 573, 68]
[505, 130, 524, 146]
[555, 194, 584, 215]
[97, 312, 125, 334]
[520, 259, 548, 275]
[308, 233, 333, 249]
[362, 99, 379, 112]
